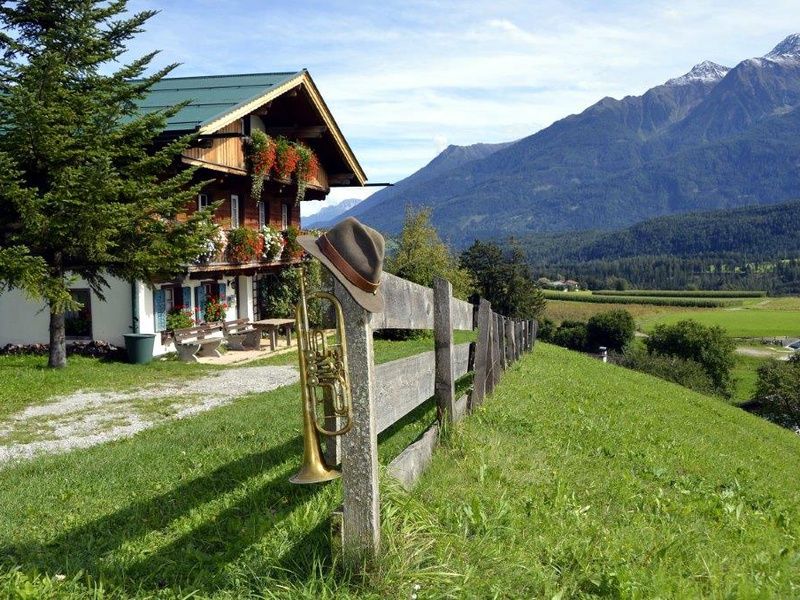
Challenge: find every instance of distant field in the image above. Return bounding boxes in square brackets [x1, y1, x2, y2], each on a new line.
[641, 309, 800, 338]
[544, 300, 699, 324]
[545, 294, 800, 339]
[595, 290, 767, 298]
[542, 290, 742, 307]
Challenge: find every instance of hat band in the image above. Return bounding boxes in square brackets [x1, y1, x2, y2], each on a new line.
[317, 234, 381, 294]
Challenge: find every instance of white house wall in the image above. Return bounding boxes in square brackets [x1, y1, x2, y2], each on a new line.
[0, 276, 133, 347]
[1, 273, 257, 357]
[0, 288, 50, 345]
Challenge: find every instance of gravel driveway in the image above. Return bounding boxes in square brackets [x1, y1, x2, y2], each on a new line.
[0, 365, 299, 466]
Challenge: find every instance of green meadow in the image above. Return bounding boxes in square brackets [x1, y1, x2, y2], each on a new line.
[1, 343, 799, 598]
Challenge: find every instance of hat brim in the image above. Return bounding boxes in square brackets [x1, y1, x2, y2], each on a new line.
[298, 235, 385, 314]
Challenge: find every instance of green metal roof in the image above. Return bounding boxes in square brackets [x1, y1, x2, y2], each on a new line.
[138, 71, 303, 132]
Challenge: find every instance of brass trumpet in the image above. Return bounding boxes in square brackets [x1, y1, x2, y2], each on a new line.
[289, 267, 353, 484]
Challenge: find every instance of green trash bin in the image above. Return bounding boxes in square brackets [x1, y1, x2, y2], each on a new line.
[123, 333, 156, 365]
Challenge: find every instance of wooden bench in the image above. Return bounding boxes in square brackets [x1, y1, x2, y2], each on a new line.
[223, 318, 261, 350]
[173, 323, 223, 362]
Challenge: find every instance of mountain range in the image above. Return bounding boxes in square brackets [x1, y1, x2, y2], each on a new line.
[328, 34, 800, 246]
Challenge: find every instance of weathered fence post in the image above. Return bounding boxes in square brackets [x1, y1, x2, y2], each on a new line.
[433, 278, 456, 424]
[335, 279, 380, 565]
[471, 299, 492, 409]
[486, 312, 500, 394]
[525, 320, 530, 351]
[505, 318, 515, 365]
[498, 315, 507, 370]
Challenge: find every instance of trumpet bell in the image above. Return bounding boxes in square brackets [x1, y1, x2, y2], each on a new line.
[289, 459, 341, 485]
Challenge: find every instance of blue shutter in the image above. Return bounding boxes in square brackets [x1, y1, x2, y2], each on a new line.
[153, 289, 167, 332]
[182, 286, 191, 309]
[218, 283, 226, 301]
[195, 286, 207, 323]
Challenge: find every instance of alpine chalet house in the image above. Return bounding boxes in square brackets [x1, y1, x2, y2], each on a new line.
[0, 70, 366, 355]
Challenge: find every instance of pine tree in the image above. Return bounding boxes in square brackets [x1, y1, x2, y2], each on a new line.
[0, 1, 215, 367]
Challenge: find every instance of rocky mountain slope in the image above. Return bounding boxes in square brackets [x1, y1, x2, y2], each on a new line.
[345, 34, 800, 246]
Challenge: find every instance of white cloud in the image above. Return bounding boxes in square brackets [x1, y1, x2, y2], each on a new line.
[124, 0, 800, 185]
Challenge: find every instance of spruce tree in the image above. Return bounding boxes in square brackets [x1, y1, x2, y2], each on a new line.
[0, 1, 214, 367]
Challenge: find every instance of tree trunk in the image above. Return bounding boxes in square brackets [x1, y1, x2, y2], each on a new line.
[48, 305, 67, 368]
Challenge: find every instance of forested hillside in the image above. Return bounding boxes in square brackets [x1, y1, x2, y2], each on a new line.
[515, 201, 800, 292]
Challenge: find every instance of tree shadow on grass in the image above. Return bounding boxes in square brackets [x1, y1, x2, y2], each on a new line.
[0, 434, 332, 594]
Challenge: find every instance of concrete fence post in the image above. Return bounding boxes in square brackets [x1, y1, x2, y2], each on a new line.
[433, 278, 456, 424]
[335, 279, 380, 566]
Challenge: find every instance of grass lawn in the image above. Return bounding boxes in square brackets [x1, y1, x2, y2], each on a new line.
[0, 355, 223, 420]
[544, 299, 701, 325]
[641, 308, 800, 338]
[731, 353, 768, 405]
[2, 343, 800, 597]
[0, 331, 476, 420]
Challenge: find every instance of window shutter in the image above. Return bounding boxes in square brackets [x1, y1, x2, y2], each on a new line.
[258, 202, 266, 229]
[153, 289, 167, 332]
[195, 286, 207, 323]
[182, 286, 191, 309]
[231, 194, 240, 228]
[218, 283, 227, 300]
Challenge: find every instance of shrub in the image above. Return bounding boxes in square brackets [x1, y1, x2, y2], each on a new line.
[261, 225, 284, 262]
[204, 298, 227, 323]
[166, 307, 193, 331]
[645, 320, 736, 397]
[614, 346, 717, 396]
[255, 259, 324, 326]
[537, 317, 556, 342]
[226, 227, 263, 263]
[753, 354, 800, 426]
[282, 225, 302, 259]
[586, 309, 635, 352]
[551, 321, 588, 351]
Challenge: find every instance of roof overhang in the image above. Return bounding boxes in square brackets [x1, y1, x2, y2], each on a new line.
[196, 70, 366, 186]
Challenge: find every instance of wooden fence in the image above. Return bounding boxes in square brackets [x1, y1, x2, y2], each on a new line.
[329, 273, 537, 565]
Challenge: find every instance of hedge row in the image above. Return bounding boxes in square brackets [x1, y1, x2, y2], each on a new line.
[593, 290, 766, 298]
[542, 291, 742, 307]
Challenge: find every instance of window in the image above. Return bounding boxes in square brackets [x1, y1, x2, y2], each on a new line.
[281, 203, 288, 230]
[164, 287, 174, 313]
[231, 194, 240, 228]
[258, 201, 266, 229]
[65, 289, 92, 338]
[198, 193, 210, 210]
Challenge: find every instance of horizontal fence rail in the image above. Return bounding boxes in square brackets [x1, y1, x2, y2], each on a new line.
[330, 273, 537, 566]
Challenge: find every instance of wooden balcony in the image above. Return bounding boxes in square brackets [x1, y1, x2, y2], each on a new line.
[187, 228, 306, 277]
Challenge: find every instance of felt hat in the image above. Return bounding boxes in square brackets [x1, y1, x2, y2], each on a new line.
[298, 217, 385, 313]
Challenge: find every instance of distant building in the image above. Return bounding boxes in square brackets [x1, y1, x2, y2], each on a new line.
[542, 278, 580, 292]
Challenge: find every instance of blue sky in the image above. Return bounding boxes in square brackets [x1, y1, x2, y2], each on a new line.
[125, 1, 800, 215]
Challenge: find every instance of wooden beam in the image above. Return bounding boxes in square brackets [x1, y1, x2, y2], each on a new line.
[264, 125, 328, 138]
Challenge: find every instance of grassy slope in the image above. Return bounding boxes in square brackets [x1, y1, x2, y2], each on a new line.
[410, 344, 800, 597]
[1, 343, 799, 598]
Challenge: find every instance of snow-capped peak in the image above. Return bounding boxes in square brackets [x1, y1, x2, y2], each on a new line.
[665, 61, 730, 86]
[764, 33, 800, 62]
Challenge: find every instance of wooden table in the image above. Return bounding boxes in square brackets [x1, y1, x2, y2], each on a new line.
[252, 318, 295, 351]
